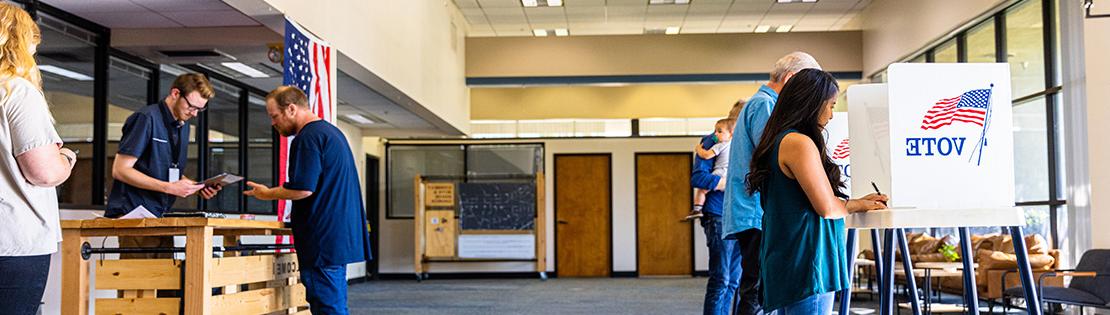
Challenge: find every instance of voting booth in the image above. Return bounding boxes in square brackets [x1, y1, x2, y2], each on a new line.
[839, 63, 1043, 315]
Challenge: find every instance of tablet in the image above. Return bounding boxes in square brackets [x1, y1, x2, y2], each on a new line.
[203, 173, 243, 187]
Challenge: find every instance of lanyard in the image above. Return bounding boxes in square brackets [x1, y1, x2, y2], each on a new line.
[170, 123, 182, 168]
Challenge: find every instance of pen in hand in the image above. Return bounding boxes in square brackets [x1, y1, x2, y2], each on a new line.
[871, 181, 888, 207]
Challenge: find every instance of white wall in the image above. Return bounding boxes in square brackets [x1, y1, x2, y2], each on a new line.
[379, 137, 712, 275]
[861, 0, 1005, 75]
[260, 0, 471, 134]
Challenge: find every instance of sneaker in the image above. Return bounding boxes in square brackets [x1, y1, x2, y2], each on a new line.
[682, 210, 703, 221]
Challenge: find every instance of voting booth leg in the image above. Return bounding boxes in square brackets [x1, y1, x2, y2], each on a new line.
[870, 229, 884, 296]
[1009, 226, 1043, 315]
[838, 229, 858, 315]
[880, 229, 897, 315]
[957, 227, 981, 315]
[895, 228, 922, 315]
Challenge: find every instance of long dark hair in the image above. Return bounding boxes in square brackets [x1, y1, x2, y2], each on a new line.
[746, 68, 847, 198]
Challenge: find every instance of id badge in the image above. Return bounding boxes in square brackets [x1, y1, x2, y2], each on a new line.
[169, 168, 181, 182]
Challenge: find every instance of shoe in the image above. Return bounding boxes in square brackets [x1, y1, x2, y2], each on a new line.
[682, 210, 703, 221]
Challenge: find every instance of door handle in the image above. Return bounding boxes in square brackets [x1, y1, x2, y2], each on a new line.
[557, 220, 569, 224]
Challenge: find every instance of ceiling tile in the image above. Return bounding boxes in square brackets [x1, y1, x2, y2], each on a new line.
[131, 0, 232, 12]
[564, 0, 605, 6]
[484, 7, 529, 23]
[454, 0, 482, 9]
[71, 11, 182, 28]
[478, 0, 523, 8]
[42, 0, 148, 13]
[162, 10, 260, 27]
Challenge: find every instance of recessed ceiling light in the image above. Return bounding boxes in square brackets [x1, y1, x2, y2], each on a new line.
[776, 25, 793, 32]
[221, 62, 270, 78]
[547, 0, 562, 6]
[38, 65, 94, 81]
[665, 26, 680, 34]
[776, 0, 817, 3]
[754, 25, 771, 33]
[522, 0, 538, 7]
[533, 29, 548, 36]
[554, 28, 569, 36]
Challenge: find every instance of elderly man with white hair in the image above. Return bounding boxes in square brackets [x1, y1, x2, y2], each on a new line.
[708, 51, 822, 315]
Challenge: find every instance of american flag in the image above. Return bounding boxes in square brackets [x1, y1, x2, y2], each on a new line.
[920, 88, 992, 130]
[283, 20, 333, 121]
[832, 138, 850, 160]
[277, 19, 335, 248]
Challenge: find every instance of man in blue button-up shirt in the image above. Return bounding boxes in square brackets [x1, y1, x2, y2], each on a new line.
[721, 52, 822, 315]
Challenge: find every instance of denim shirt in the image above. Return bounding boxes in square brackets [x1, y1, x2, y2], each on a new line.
[722, 85, 778, 238]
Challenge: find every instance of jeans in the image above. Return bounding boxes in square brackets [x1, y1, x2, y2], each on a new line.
[773, 292, 834, 315]
[731, 228, 764, 315]
[702, 215, 741, 315]
[300, 264, 349, 315]
[0, 255, 50, 315]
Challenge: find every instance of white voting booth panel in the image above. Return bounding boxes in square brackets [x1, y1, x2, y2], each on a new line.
[845, 63, 1023, 228]
[825, 115, 852, 195]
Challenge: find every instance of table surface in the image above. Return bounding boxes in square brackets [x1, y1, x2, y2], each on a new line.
[846, 207, 1025, 228]
[61, 218, 286, 230]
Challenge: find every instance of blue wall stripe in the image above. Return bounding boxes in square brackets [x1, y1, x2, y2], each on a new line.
[466, 72, 864, 86]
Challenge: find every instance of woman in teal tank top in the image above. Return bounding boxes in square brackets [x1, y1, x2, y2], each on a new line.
[744, 69, 889, 314]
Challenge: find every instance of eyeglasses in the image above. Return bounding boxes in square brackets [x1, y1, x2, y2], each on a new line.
[181, 95, 207, 112]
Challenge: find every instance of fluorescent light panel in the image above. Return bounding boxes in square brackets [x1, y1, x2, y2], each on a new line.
[665, 26, 680, 34]
[547, 0, 562, 6]
[343, 114, 375, 125]
[522, 0, 538, 7]
[38, 65, 94, 81]
[533, 29, 548, 36]
[554, 28, 569, 36]
[522, 0, 561, 7]
[650, 0, 691, 4]
[754, 25, 771, 33]
[221, 62, 269, 78]
[776, 25, 793, 32]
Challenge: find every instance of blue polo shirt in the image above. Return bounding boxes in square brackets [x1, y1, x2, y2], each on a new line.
[691, 135, 724, 216]
[723, 85, 778, 238]
[106, 102, 189, 218]
[284, 120, 370, 267]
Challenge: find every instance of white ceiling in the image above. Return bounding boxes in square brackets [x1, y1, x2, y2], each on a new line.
[456, 0, 871, 37]
[41, 0, 261, 28]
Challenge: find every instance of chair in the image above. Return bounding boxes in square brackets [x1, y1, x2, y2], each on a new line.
[1003, 249, 1110, 314]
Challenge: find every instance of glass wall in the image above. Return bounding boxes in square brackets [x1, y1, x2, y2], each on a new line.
[38, 11, 97, 205]
[22, 1, 278, 214]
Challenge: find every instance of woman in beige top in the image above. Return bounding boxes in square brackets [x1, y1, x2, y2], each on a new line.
[0, 3, 76, 314]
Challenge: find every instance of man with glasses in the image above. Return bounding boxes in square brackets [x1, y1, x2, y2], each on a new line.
[106, 73, 221, 257]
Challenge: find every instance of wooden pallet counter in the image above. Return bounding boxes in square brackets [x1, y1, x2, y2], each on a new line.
[60, 218, 306, 315]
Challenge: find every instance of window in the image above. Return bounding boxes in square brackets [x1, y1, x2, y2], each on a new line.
[881, 0, 1062, 246]
[967, 19, 997, 63]
[387, 144, 544, 218]
[246, 95, 276, 214]
[204, 79, 243, 212]
[388, 145, 465, 218]
[1007, 0, 1047, 98]
[105, 56, 154, 206]
[39, 12, 98, 205]
[933, 39, 958, 63]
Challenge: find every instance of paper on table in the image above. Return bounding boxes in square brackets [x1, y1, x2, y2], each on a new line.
[119, 205, 157, 219]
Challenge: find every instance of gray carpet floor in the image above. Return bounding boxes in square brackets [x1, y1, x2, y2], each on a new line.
[347, 277, 1030, 314]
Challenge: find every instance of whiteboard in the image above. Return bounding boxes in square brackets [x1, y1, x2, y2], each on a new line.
[457, 234, 536, 259]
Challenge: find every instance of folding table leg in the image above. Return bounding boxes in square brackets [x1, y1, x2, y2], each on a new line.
[896, 228, 922, 315]
[1009, 226, 1042, 315]
[958, 227, 980, 315]
[839, 228, 858, 315]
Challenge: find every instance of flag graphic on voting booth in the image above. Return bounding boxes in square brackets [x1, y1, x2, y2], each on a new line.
[824, 115, 851, 194]
[847, 63, 1014, 210]
[278, 19, 337, 235]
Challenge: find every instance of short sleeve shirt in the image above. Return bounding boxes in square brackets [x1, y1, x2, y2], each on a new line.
[0, 78, 64, 255]
[283, 120, 370, 267]
[105, 102, 189, 218]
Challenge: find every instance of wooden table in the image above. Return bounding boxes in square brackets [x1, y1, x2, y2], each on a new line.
[61, 218, 303, 315]
[839, 207, 1043, 315]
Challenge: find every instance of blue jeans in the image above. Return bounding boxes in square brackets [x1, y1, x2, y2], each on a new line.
[0, 255, 50, 315]
[774, 292, 834, 315]
[300, 264, 349, 315]
[702, 215, 741, 315]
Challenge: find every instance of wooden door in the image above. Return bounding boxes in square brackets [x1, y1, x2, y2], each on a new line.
[555, 154, 611, 277]
[636, 153, 693, 276]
